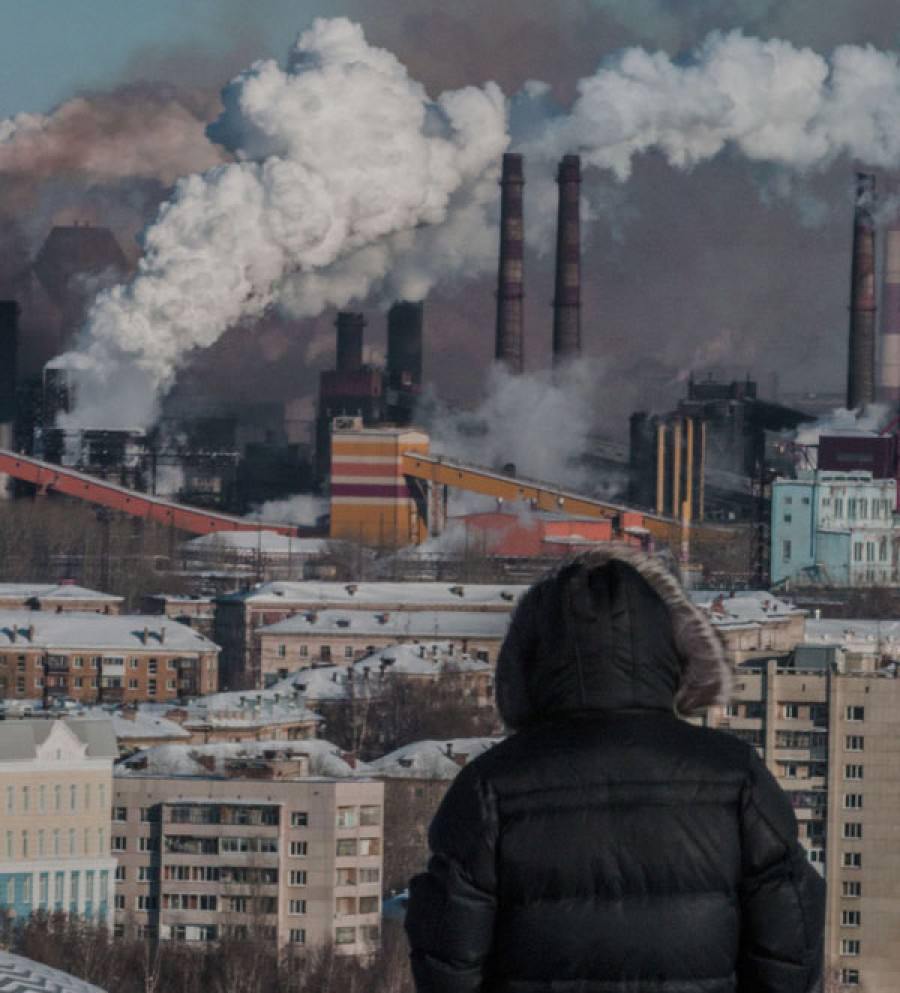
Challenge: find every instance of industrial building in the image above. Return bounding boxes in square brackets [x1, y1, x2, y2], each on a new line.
[0, 718, 117, 926]
[111, 771, 384, 953]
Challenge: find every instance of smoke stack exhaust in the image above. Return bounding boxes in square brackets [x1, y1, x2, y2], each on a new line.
[335, 312, 365, 373]
[553, 154, 582, 364]
[847, 173, 877, 410]
[495, 153, 525, 373]
[881, 211, 900, 407]
[387, 301, 424, 425]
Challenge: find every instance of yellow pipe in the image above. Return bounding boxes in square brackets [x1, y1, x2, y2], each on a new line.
[656, 422, 667, 515]
[672, 420, 682, 519]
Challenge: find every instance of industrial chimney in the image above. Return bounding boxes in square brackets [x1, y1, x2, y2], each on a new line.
[0, 301, 18, 497]
[387, 301, 424, 425]
[495, 153, 525, 373]
[847, 173, 877, 410]
[552, 154, 582, 364]
[335, 312, 365, 373]
[880, 212, 900, 407]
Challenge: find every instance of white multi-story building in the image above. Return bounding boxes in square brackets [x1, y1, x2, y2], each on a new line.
[0, 718, 117, 925]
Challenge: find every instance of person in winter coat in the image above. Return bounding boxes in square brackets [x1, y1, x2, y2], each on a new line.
[406, 546, 825, 993]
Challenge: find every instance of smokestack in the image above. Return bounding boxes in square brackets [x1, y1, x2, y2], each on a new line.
[495, 153, 525, 373]
[387, 301, 423, 390]
[0, 302, 18, 427]
[335, 312, 365, 373]
[881, 212, 900, 407]
[552, 155, 582, 364]
[847, 173, 877, 410]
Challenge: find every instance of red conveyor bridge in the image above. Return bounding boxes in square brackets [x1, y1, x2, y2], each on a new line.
[0, 449, 299, 537]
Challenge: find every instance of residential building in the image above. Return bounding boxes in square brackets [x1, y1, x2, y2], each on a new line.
[692, 591, 807, 664]
[0, 613, 219, 705]
[111, 773, 383, 954]
[0, 582, 122, 614]
[141, 595, 216, 640]
[771, 471, 897, 587]
[214, 581, 523, 688]
[712, 657, 900, 990]
[0, 719, 116, 925]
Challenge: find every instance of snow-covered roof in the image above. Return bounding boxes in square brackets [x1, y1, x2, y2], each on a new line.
[691, 591, 804, 629]
[0, 951, 107, 992]
[219, 580, 525, 609]
[0, 612, 219, 652]
[258, 608, 510, 640]
[185, 533, 333, 556]
[117, 738, 367, 779]
[805, 618, 900, 650]
[77, 706, 191, 742]
[369, 737, 501, 779]
[352, 642, 492, 675]
[0, 718, 117, 762]
[0, 582, 122, 603]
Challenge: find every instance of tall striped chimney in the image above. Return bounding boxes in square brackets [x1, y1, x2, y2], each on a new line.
[495, 153, 525, 373]
[880, 213, 900, 407]
[553, 154, 582, 364]
[847, 173, 877, 410]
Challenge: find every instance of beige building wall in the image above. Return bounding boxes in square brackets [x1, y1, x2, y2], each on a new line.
[0, 720, 116, 924]
[112, 775, 383, 955]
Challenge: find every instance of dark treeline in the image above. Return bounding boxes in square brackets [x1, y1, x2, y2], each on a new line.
[2, 913, 414, 993]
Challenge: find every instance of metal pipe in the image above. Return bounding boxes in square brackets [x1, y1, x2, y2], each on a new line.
[847, 173, 877, 410]
[656, 422, 667, 515]
[672, 420, 682, 520]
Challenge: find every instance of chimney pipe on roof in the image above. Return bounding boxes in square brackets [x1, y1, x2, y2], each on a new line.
[335, 312, 365, 373]
[881, 205, 900, 407]
[495, 153, 525, 373]
[847, 173, 877, 410]
[553, 155, 582, 365]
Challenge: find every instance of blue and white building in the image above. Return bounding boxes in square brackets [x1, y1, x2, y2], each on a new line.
[771, 471, 897, 587]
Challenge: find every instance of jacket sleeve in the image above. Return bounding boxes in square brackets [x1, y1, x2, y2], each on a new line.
[405, 763, 498, 993]
[738, 748, 826, 993]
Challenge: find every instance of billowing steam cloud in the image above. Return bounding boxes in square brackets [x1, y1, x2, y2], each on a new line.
[57, 22, 900, 428]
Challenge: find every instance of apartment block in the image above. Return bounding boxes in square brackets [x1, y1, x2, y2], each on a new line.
[713, 658, 900, 990]
[0, 613, 219, 705]
[0, 719, 117, 924]
[111, 774, 383, 954]
[0, 582, 123, 614]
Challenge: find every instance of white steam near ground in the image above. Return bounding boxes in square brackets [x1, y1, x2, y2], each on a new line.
[39, 19, 900, 436]
[246, 493, 328, 526]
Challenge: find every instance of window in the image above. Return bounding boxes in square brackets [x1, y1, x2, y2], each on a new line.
[359, 896, 379, 914]
[843, 881, 862, 898]
[849, 499, 857, 520]
[841, 910, 861, 927]
[290, 841, 308, 857]
[278, 644, 286, 658]
[846, 735, 864, 751]
[54, 785, 61, 811]
[841, 970, 860, 986]
[336, 896, 356, 917]
[336, 867, 357, 886]
[138, 867, 158, 882]
[843, 852, 862, 868]
[147, 679, 157, 696]
[361, 925, 380, 943]
[843, 822, 863, 839]
[229, 896, 249, 913]
[4, 786, 12, 815]
[68, 828, 77, 856]
[336, 839, 357, 857]
[291, 812, 308, 827]
[289, 929, 306, 945]
[52, 829, 60, 856]
[866, 542, 875, 562]
[115, 865, 126, 882]
[853, 542, 863, 562]
[136, 895, 158, 911]
[783, 513, 792, 524]
[289, 899, 307, 915]
[807, 848, 825, 864]
[844, 794, 864, 810]
[138, 837, 160, 852]
[846, 706, 865, 722]
[359, 868, 380, 884]
[290, 870, 307, 886]
[69, 784, 77, 811]
[335, 927, 356, 945]
[37, 829, 45, 856]
[112, 806, 127, 822]
[299, 645, 309, 657]
[841, 940, 860, 956]
[112, 836, 127, 852]
[859, 499, 868, 519]
[360, 805, 381, 827]
[130, 658, 139, 670]
[359, 837, 380, 857]
[845, 764, 864, 780]
[783, 540, 792, 562]
[783, 704, 799, 719]
[337, 807, 357, 829]
[114, 895, 125, 911]
[782, 764, 798, 778]
[880, 537, 888, 561]
[128, 679, 139, 690]
[39, 785, 47, 813]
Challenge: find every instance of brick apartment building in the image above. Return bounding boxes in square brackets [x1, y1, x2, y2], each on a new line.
[111, 774, 384, 954]
[0, 583, 123, 614]
[0, 613, 219, 705]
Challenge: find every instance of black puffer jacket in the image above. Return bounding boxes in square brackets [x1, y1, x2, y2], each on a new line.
[406, 547, 825, 993]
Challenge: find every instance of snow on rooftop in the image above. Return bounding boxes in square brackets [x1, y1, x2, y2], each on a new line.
[0, 951, 107, 992]
[369, 737, 502, 779]
[691, 591, 803, 628]
[352, 642, 491, 675]
[118, 738, 367, 779]
[805, 618, 900, 646]
[0, 611, 219, 652]
[219, 580, 525, 608]
[0, 582, 122, 601]
[77, 706, 191, 741]
[258, 608, 510, 640]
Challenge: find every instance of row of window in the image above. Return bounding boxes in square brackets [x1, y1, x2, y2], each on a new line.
[5, 782, 107, 816]
[821, 495, 893, 520]
[5, 827, 106, 859]
[0, 869, 110, 911]
[852, 539, 890, 563]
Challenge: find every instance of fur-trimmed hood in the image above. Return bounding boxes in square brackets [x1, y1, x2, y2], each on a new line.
[495, 545, 732, 728]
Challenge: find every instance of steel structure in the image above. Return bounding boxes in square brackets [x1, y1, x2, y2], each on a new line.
[0, 449, 299, 536]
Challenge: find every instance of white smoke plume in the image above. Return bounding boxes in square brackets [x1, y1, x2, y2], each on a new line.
[57, 23, 900, 429]
[246, 493, 328, 527]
